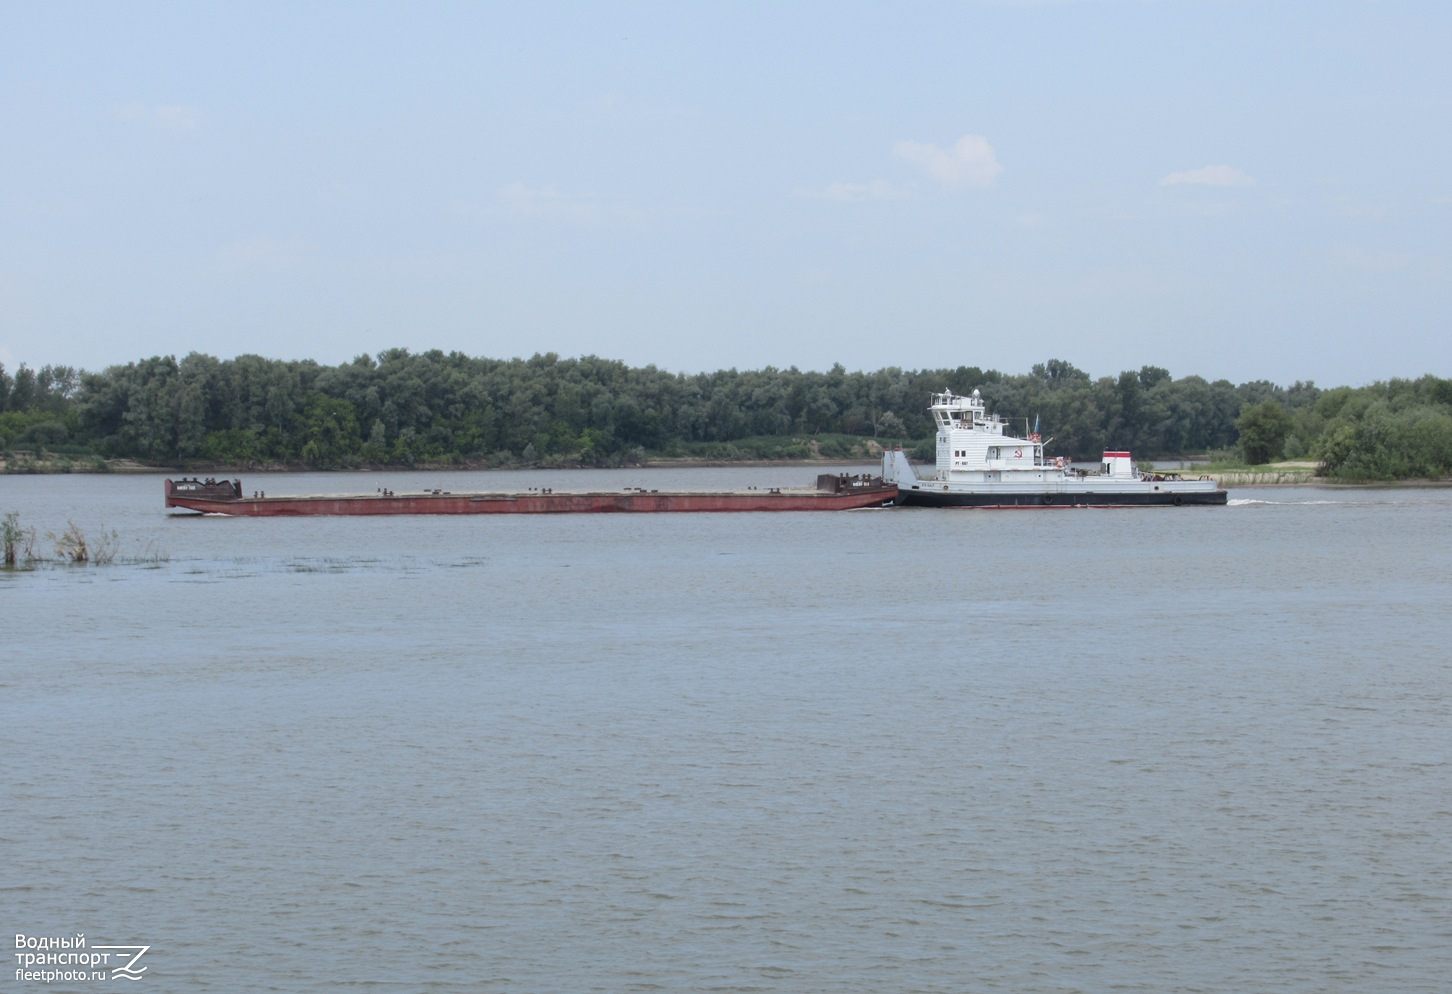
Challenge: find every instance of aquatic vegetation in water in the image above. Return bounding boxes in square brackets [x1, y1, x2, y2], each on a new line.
[2, 511, 38, 568]
[49, 520, 119, 564]
[3, 511, 130, 569]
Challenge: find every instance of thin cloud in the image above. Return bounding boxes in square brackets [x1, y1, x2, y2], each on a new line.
[494, 182, 639, 223]
[1330, 243, 1412, 273]
[894, 135, 1002, 188]
[1332, 198, 1387, 220]
[214, 237, 308, 275]
[794, 180, 909, 202]
[113, 102, 203, 131]
[374, 255, 461, 281]
[1159, 164, 1255, 187]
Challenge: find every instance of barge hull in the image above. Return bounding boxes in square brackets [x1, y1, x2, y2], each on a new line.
[165, 479, 898, 516]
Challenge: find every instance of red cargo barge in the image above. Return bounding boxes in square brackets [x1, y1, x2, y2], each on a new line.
[165, 474, 898, 516]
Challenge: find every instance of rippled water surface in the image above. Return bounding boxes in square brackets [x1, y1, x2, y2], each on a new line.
[4, 470, 1450, 992]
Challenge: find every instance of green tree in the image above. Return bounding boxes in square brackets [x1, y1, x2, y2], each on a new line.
[1236, 401, 1293, 465]
[298, 395, 362, 467]
[10, 364, 36, 411]
[1031, 358, 1089, 385]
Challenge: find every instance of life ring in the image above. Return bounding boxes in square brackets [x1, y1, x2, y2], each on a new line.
[1014, 448, 1023, 458]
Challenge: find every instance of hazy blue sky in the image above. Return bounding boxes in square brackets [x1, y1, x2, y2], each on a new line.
[3, 1, 1448, 387]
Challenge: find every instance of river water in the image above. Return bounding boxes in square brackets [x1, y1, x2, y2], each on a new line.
[3, 469, 1449, 992]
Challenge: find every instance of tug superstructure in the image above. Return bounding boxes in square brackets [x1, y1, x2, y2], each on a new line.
[884, 389, 1227, 508]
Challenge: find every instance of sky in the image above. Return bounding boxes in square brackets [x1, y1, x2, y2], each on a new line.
[2, 1, 1449, 388]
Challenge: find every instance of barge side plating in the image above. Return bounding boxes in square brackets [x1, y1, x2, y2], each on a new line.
[164, 473, 898, 515]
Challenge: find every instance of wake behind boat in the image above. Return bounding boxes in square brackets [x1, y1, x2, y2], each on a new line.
[884, 389, 1227, 508]
[164, 472, 898, 515]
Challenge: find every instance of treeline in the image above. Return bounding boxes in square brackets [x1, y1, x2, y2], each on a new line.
[1, 352, 1449, 481]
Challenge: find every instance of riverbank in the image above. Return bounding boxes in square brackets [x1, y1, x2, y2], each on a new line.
[1202, 459, 1450, 487]
[0, 454, 877, 475]
[5, 452, 1447, 486]
[1206, 469, 1325, 486]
